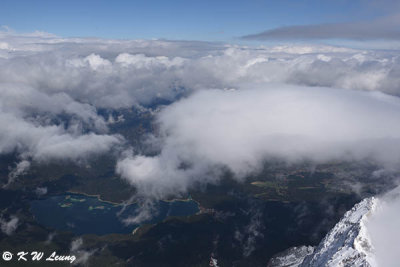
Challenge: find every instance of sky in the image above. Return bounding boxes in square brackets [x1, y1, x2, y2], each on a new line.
[0, 0, 391, 42]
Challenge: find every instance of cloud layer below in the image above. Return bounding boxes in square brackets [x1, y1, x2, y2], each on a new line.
[2, 30, 400, 198]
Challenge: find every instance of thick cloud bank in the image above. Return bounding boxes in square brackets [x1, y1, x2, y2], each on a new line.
[117, 86, 400, 198]
[2, 29, 400, 195]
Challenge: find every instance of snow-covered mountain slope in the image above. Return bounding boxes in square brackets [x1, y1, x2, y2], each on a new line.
[268, 246, 314, 267]
[269, 197, 378, 267]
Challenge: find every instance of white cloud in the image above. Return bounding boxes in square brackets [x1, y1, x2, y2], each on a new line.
[117, 86, 400, 198]
[367, 186, 400, 267]
[4, 160, 30, 187]
[0, 216, 19, 235]
[35, 186, 48, 196]
[0, 110, 122, 162]
[84, 53, 112, 70]
[2, 29, 400, 198]
[70, 238, 95, 265]
[115, 53, 185, 69]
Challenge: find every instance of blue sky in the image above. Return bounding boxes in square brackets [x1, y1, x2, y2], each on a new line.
[0, 0, 387, 42]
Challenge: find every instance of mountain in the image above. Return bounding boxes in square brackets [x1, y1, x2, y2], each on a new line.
[269, 197, 378, 267]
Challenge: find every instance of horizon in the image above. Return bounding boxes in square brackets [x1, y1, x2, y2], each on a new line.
[0, 0, 400, 49]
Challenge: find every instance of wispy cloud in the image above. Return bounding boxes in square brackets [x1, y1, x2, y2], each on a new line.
[0, 215, 19, 235]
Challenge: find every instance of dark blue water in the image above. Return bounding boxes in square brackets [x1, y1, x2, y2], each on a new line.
[30, 194, 199, 235]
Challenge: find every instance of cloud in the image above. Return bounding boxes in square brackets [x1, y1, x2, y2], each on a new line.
[0, 110, 122, 162]
[242, 14, 400, 41]
[117, 86, 400, 198]
[35, 187, 48, 197]
[4, 160, 30, 187]
[70, 238, 95, 266]
[367, 186, 400, 267]
[3, 29, 400, 197]
[234, 209, 264, 257]
[119, 198, 158, 225]
[0, 215, 19, 235]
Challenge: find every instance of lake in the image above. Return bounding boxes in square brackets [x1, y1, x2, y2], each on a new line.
[30, 194, 199, 235]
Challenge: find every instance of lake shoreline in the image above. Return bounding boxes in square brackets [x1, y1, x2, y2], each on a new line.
[66, 190, 197, 206]
[31, 192, 200, 235]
